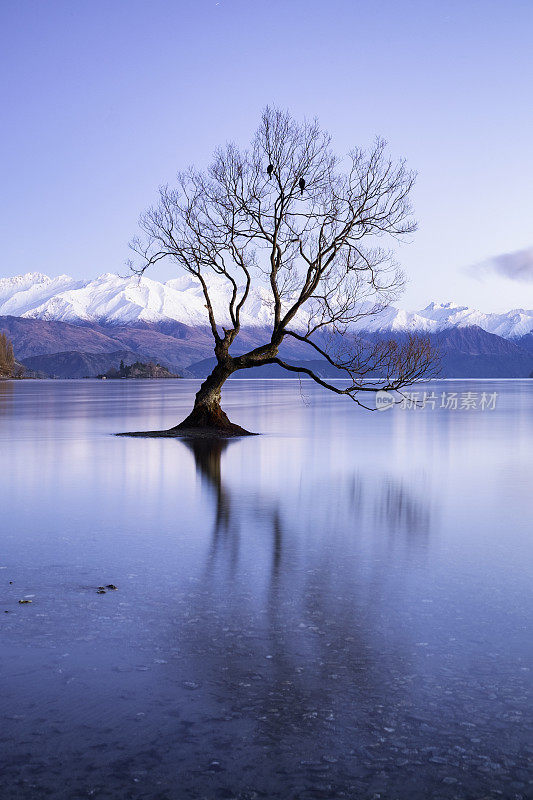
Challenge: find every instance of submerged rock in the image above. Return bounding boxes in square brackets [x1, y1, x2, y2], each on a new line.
[206, 761, 225, 772]
[182, 681, 201, 690]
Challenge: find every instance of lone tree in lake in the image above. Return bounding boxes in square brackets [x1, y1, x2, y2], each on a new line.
[130, 108, 437, 435]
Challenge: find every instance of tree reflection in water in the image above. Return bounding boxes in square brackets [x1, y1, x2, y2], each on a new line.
[174, 437, 439, 797]
[0, 379, 14, 416]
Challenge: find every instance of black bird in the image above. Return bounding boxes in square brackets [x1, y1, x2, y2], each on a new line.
[266, 164, 274, 179]
[298, 177, 305, 195]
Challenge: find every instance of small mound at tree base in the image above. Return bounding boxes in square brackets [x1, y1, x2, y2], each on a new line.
[117, 428, 255, 439]
[117, 403, 255, 438]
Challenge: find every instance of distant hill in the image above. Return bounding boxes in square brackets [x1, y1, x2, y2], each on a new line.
[1, 315, 532, 380]
[0, 315, 210, 367]
[187, 326, 533, 379]
[518, 332, 533, 353]
[434, 326, 533, 378]
[0, 315, 321, 370]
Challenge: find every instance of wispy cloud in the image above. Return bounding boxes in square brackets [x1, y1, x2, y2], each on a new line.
[467, 246, 533, 283]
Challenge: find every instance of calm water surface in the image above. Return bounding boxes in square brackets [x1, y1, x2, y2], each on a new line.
[0, 379, 531, 800]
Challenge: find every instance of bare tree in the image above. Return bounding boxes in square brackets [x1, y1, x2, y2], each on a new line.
[129, 107, 438, 434]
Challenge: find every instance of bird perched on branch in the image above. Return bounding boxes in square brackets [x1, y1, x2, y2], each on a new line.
[299, 177, 306, 195]
[266, 164, 274, 179]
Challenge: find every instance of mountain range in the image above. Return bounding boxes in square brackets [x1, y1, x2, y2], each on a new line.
[1, 272, 532, 337]
[0, 272, 532, 379]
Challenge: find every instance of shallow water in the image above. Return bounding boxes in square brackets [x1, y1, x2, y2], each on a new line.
[0, 379, 531, 800]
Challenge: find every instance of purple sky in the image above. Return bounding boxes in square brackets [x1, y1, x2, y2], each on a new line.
[1, 0, 532, 310]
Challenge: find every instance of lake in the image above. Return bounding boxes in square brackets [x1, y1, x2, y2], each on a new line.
[0, 379, 531, 799]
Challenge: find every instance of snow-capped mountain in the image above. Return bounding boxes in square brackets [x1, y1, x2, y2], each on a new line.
[0, 272, 275, 328]
[0, 272, 531, 338]
[349, 301, 533, 338]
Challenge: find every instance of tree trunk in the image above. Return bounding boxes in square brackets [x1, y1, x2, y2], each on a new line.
[171, 361, 252, 436]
